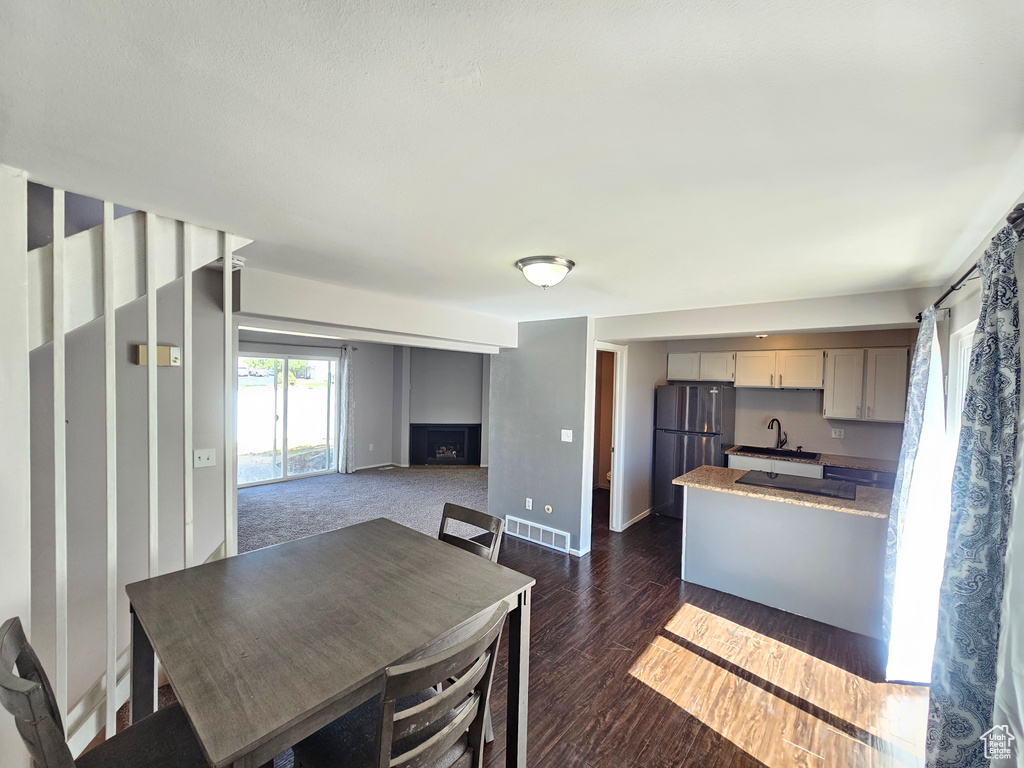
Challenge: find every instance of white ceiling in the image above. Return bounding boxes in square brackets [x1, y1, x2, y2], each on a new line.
[3, 1, 1023, 322]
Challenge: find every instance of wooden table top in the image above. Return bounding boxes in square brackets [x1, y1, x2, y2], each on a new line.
[126, 518, 535, 767]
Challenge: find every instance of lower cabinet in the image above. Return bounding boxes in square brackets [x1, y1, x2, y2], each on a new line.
[727, 454, 824, 479]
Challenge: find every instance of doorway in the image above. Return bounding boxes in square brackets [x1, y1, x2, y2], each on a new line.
[592, 341, 627, 532]
[237, 354, 339, 486]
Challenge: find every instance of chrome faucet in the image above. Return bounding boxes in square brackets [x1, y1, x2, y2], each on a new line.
[767, 418, 788, 450]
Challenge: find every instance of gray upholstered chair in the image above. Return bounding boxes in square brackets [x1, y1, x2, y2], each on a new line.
[292, 603, 507, 768]
[0, 616, 210, 768]
[438, 503, 505, 563]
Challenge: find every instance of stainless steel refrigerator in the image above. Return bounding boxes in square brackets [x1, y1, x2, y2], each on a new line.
[652, 383, 735, 519]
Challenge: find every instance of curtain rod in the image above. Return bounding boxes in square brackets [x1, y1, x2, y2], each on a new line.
[917, 204, 1024, 323]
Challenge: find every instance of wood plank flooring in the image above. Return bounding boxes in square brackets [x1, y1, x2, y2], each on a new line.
[480, 491, 928, 767]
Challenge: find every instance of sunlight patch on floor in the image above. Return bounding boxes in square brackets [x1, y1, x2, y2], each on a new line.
[628, 604, 928, 767]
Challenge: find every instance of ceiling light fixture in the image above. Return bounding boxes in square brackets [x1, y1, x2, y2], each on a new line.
[755, 334, 768, 339]
[514, 256, 575, 289]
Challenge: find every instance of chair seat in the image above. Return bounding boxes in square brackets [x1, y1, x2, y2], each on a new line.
[76, 702, 210, 768]
[293, 689, 469, 768]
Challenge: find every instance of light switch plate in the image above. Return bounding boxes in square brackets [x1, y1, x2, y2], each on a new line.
[194, 449, 216, 468]
[831, 428, 845, 439]
[561, 429, 573, 442]
[526, 498, 532, 510]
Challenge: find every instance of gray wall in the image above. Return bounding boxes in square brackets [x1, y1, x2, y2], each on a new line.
[409, 348, 484, 424]
[30, 269, 225, 706]
[489, 317, 589, 550]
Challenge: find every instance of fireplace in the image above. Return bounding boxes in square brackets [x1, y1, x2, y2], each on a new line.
[409, 424, 482, 466]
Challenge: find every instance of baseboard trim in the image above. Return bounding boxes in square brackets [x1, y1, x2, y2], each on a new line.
[569, 546, 591, 557]
[67, 647, 132, 758]
[613, 507, 653, 533]
[353, 462, 397, 472]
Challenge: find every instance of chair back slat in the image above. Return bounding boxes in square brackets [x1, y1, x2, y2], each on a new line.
[378, 604, 507, 768]
[391, 693, 480, 768]
[0, 617, 75, 768]
[392, 651, 490, 741]
[438, 533, 492, 561]
[438, 504, 504, 563]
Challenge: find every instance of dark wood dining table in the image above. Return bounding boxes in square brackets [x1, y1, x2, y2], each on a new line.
[126, 518, 535, 768]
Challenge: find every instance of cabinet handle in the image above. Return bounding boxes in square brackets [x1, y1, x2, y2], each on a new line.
[771, 373, 774, 387]
[866, 405, 872, 418]
[857, 405, 861, 418]
[779, 375, 783, 387]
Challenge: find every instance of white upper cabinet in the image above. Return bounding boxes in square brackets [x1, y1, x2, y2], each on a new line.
[667, 353, 700, 380]
[823, 349, 865, 420]
[775, 350, 824, 389]
[865, 347, 909, 422]
[699, 351, 736, 382]
[734, 351, 777, 388]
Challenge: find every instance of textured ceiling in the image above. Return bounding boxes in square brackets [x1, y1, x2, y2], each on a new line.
[2, 1, 1023, 321]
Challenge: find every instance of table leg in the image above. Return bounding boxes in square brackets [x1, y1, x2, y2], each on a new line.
[130, 606, 155, 724]
[506, 586, 531, 768]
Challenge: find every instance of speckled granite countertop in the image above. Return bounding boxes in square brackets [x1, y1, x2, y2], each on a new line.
[725, 445, 898, 474]
[673, 465, 891, 520]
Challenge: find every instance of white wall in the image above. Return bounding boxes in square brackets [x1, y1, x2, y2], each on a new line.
[618, 341, 669, 523]
[595, 287, 932, 343]
[239, 268, 517, 350]
[30, 270, 226, 709]
[0, 165, 31, 768]
[409, 348, 484, 424]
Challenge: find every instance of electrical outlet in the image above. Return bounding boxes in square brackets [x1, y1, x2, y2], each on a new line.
[369, 443, 374, 451]
[561, 429, 573, 442]
[193, 449, 216, 468]
[526, 498, 532, 510]
[831, 428, 845, 439]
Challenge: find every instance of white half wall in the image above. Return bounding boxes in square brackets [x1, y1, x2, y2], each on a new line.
[239, 268, 518, 350]
[595, 287, 935, 343]
[0, 165, 32, 768]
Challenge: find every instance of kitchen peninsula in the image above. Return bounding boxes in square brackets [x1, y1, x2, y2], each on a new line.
[673, 465, 891, 637]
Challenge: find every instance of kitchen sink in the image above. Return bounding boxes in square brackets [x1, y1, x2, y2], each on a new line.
[734, 445, 822, 461]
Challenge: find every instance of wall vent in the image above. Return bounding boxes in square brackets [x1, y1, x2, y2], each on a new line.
[505, 515, 571, 554]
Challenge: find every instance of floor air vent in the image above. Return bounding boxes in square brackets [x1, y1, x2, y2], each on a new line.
[505, 516, 571, 554]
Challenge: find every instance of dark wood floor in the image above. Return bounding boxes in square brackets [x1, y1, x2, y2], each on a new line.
[480, 491, 924, 768]
[104, 490, 925, 767]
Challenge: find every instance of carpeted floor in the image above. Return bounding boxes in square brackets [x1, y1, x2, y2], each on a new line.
[237, 465, 489, 553]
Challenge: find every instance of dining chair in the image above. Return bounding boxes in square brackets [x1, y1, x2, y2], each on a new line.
[292, 603, 507, 768]
[0, 616, 211, 768]
[438, 503, 505, 563]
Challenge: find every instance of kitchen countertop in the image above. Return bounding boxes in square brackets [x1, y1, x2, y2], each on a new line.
[673, 465, 891, 520]
[725, 445, 898, 474]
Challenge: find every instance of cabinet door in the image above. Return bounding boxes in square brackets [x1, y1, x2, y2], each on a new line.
[699, 352, 736, 382]
[823, 349, 865, 420]
[734, 351, 777, 387]
[727, 454, 774, 472]
[770, 459, 824, 479]
[865, 348, 909, 422]
[776, 350, 824, 389]
[667, 353, 700, 380]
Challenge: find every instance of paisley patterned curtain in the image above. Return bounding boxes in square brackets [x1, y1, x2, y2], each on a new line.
[927, 225, 1021, 767]
[883, 307, 952, 683]
[338, 346, 356, 474]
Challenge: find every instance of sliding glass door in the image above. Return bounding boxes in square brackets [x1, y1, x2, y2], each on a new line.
[237, 355, 338, 486]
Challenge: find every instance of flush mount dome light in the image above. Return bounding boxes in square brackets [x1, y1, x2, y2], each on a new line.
[514, 256, 576, 288]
